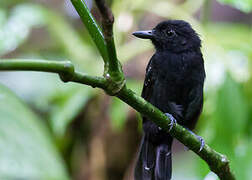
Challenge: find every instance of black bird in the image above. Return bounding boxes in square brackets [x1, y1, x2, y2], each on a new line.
[133, 20, 205, 180]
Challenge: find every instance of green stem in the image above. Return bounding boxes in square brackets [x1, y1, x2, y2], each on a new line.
[106, 38, 119, 73]
[72, 71, 106, 89]
[70, 0, 109, 64]
[0, 59, 106, 89]
[0, 60, 73, 73]
[70, 0, 125, 94]
[105, 38, 124, 82]
[93, 0, 123, 78]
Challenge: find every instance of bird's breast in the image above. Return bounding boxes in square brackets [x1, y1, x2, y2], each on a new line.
[154, 52, 193, 84]
[151, 53, 194, 105]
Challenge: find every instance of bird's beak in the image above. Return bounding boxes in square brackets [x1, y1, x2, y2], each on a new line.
[132, 30, 154, 39]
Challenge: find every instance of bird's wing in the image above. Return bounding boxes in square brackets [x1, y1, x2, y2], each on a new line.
[184, 84, 204, 129]
[141, 55, 184, 121]
[183, 53, 205, 129]
[141, 55, 155, 101]
[169, 102, 184, 120]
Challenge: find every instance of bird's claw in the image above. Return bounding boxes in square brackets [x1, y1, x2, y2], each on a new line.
[165, 113, 177, 132]
[197, 135, 205, 152]
[187, 129, 205, 152]
[184, 137, 204, 152]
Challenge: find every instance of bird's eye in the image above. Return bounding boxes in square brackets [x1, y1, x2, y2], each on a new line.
[166, 30, 175, 37]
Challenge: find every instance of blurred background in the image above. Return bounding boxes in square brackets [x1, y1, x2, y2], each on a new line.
[0, 0, 252, 179]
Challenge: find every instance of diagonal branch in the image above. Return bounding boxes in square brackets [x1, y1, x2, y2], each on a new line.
[117, 87, 235, 180]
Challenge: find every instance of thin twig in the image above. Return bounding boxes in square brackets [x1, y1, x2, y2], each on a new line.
[94, 0, 124, 84]
[94, 0, 114, 38]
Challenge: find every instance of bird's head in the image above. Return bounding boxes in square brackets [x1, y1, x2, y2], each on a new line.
[133, 20, 201, 53]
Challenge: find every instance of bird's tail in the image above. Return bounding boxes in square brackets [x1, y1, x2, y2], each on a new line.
[134, 134, 172, 180]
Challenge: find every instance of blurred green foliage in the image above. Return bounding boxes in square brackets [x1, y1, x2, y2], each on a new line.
[0, 0, 252, 179]
[0, 4, 46, 56]
[0, 84, 68, 179]
[217, 0, 252, 13]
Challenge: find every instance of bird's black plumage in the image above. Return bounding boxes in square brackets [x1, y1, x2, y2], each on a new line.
[133, 20, 205, 180]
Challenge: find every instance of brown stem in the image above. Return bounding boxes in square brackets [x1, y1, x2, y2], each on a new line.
[94, 0, 114, 38]
[94, 0, 125, 95]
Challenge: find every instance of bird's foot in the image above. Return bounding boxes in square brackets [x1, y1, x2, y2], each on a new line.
[165, 113, 177, 132]
[187, 129, 205, 152]
[198, 136, 205, 152]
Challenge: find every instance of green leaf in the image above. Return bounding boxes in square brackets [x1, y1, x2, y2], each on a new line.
[196, 74, 250, 178]
[49, 86, 92, 137]
[0, 72, 94, 138]
[231, 139, 252, 179]
[0, 84, 69, 179]
[217, 0, 252, 13]
[205, 73, 249, 165]
[215, 74, 248, 139]
[45, 11, 103, 74]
